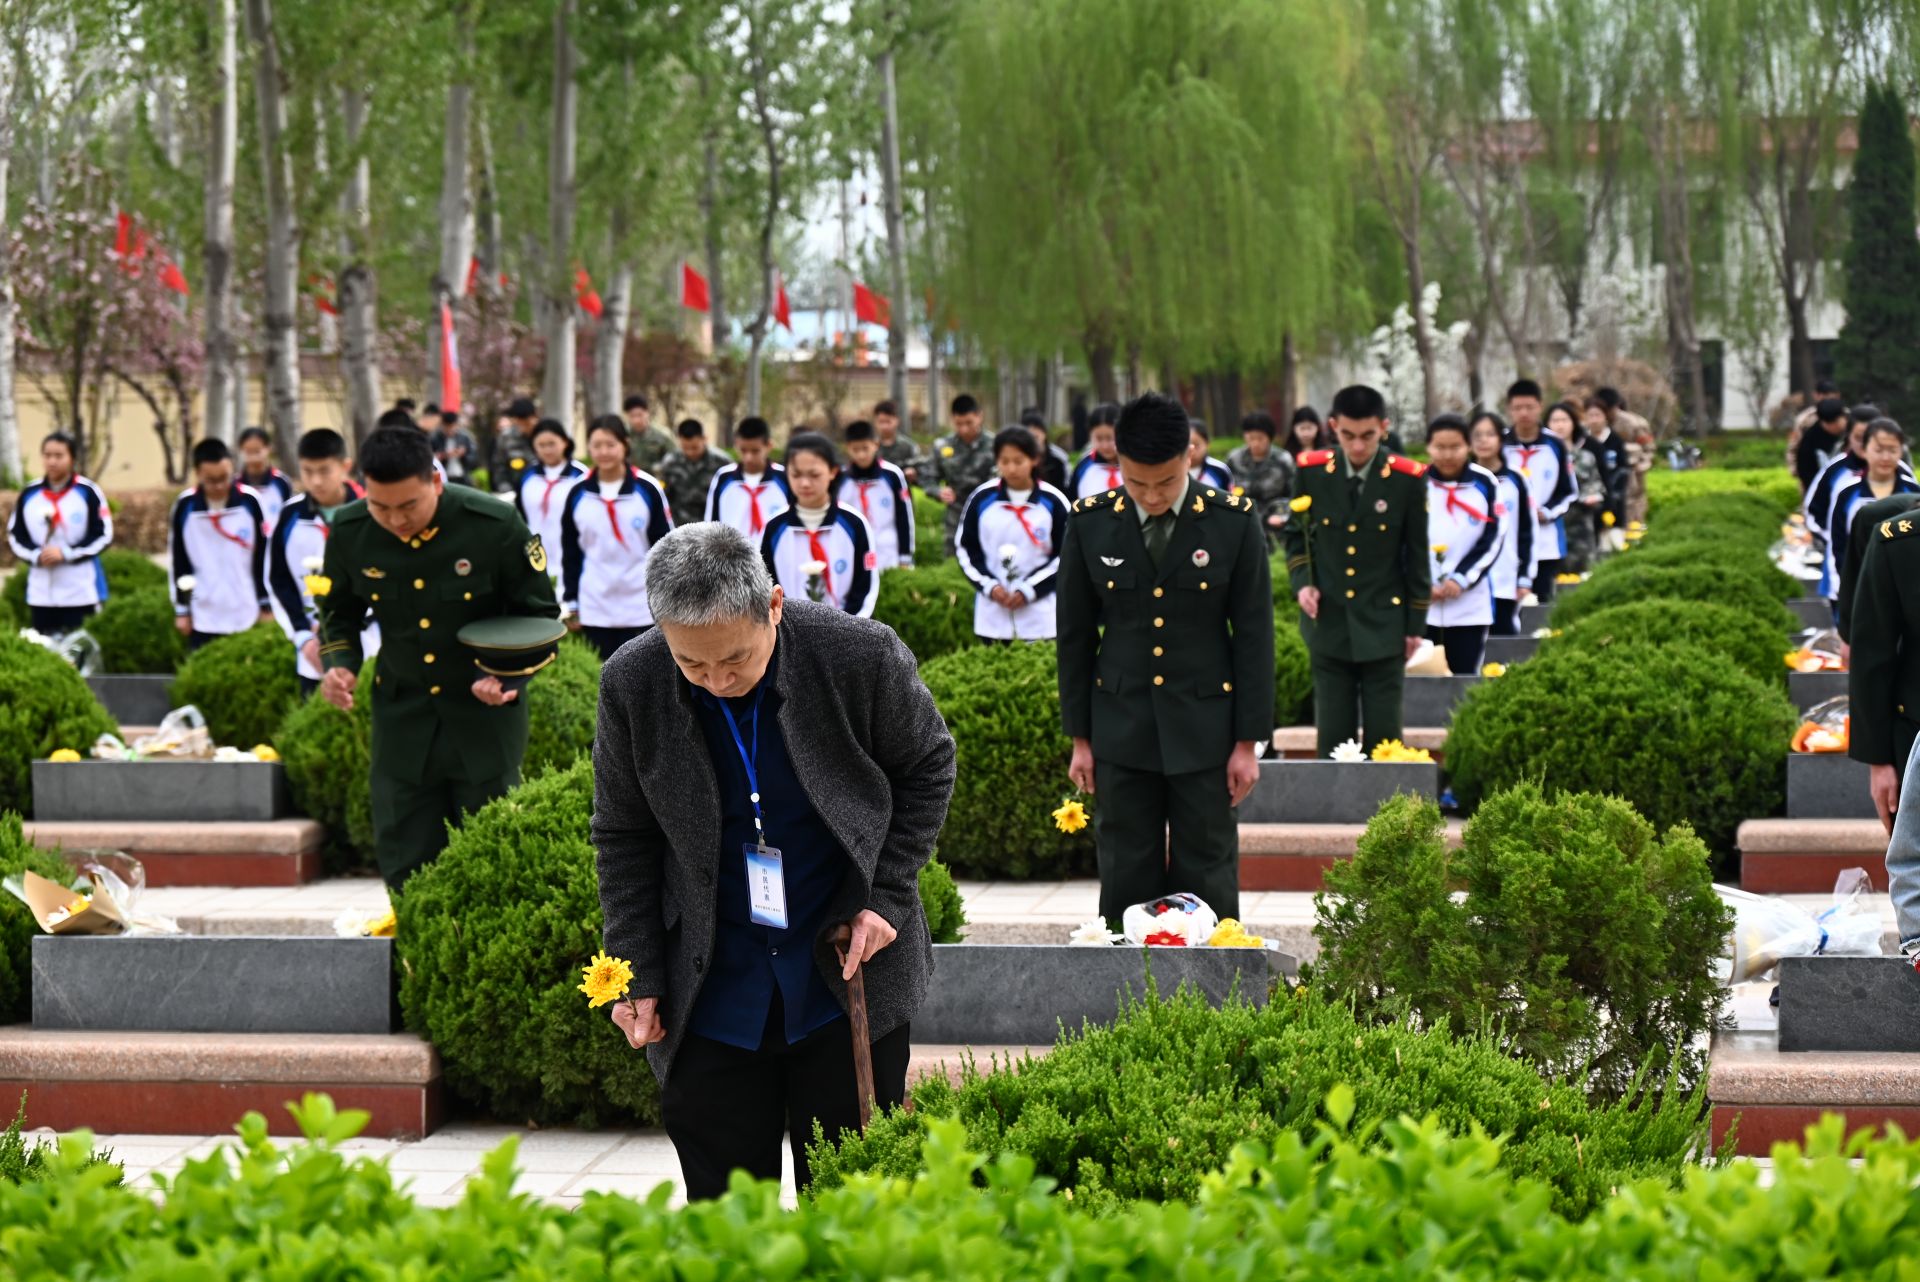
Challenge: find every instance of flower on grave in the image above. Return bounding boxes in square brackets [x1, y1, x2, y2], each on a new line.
[48, 748, 81, 763]
[1371, 738, 1434, 763]
[334, 906, 396, 937]
[1329, 738, 1366, 763]
[251, 744, 280, 762]
[1052, 797, 1090, 834]
[1481, 662, 1507, 679]
[1289, 495, 1312, 513]
[578, 950, 634, 1009]
[1068, 919, 1116, 946]
[304, 574, 333, 598]
[1206, 918, 1265, 948]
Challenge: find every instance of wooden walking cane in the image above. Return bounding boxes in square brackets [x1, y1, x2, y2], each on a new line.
[836, 926, 876, 1131]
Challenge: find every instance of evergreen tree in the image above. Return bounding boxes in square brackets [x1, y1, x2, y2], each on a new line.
[1835, 81, 1920, 419]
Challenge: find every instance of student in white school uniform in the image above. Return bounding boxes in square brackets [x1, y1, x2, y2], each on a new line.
[956, 427, 1072, 643]
[268, 429, 375, 696]
[1187, 421, 1233, 491]
[1500, 378, 1575, 601]
[758, 432, 878, 617]
[834, 419, 915, 569]
[168, 438, 273, 651]
[7, 431, 113, 637]
[1422, 414, 1504, 675]
[561, 415, 675, 661]
[236, 426, 295, 534]
[1068, 403, 1125, 502]
[515, 419, 589, 590]
[706, 416, 792, 540]
[1468, 410, 1536, 637]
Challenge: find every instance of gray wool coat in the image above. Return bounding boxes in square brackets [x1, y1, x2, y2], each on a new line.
[590, 600, 957, 1083]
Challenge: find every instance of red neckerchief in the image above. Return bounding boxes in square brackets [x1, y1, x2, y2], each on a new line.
[854, 480, 876, 518]
[40, 479, 73, 538]
[1437, 480, 1488, 523]
[1104, 464, 1121, 489]
[204, 495, 252, 549]
[743, 482, 769, 533]
[804, 527, 835, 603]
[1005, 501, 1049, 551]
[539, 470, 571, 519]
[602, 492, 629, 547]
[1515, 443, 1541, 474]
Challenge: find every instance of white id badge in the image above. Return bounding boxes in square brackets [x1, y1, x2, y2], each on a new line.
[745, 843, 789, 929]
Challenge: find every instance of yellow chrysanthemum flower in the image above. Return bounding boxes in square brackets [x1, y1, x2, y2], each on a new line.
[1481, 662, 1507, 678]
[1289, 495, 1313, 512]
[251, 744, 281, 762]
[578, 950, 634, 1008]
[48, 748, 82, 763]
[1601, 511, 1617, 528]
[304, 574, 333, 598]
[1052, 798, 1090, 834]
[1371, 739, 1434, 763]
[365, 908, 396, 938]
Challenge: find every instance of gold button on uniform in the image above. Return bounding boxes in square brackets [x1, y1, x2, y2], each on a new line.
[1346, 567, 1356, 576]
[1222, 682, 1232, 692]
[424, 653, 435, 664]
[370, 592, 380, 602]
[1106, 580, 1114, 589]
[419, 618, 431, 629]
[1153, 617, 1164, 628]
[1153, 675, 1164, 686]
[1392, 596, 1402, 606]
[414, 578, 424, 590]
[1199, 581, 1208, 590]
[1348, 524, 1357, 532]
[1153, 587, 1164, 598]
[1347, 545, 1356, 554]
[1345, 589, 1356, 599]
[410, 538, 421, 548]
[430, 685, 441, 695]
[463, 592, 472, 601]
[1153, 646, 1163, 657]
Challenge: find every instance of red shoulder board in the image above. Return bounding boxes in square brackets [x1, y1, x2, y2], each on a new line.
[1388, 454, 1427, 477]
[1297, 449, 1334, 466]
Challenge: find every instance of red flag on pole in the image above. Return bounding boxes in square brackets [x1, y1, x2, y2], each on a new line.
[114, 211, 131, 260]
[681, 262, 711, 313]
[853, 282, 890, 328]
[574, 266, 604, 319]
[773, 270, 792, 332]
[439, 300, 461, 413]
[308, 273, 339, 315]
[465, 256, 480, 296]
[158, 259, 190, 295]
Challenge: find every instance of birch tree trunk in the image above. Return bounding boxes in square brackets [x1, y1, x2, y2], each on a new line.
[426, 3, 473, 405]
[592, 230, 632, 418]
[201, 0, 239, 445]
[246, 0, 302, 460]
[743, 24, 780, 416]
[0, 103, 17, 482]
[309, 97, 337, 356]
[700, 117, 728, 345]
[540, 0, 577, 423]
[877, 44, 909, 413]
[338, 87, 382, 443]
[475, 107, 503, 300]
[923, 212, 941, 431]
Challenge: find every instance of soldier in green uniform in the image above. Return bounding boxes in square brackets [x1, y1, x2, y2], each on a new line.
[657, 418, 732, 526]
[1281, 384, 1431, 758]
[624, 394, 678, 476]
[1057, 391, 1275, 922]
[316, 427, 562, 888]
[1848, 509, 1920, 832]
[1838, 490, 1920, 647]
[874, 399, 923, 486]
[492, 397, 542, 495]
[927, 393, 996, 557]
[1227, 411, 1296, 547]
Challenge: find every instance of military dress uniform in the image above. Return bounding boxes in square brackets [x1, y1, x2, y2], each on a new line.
[1849, 512, 1920, 781]
[1838, 492, 1920, 643]
[1225, 444, 1295, 545]
[657, 447, 731, 527]
[316, 483, 561, 887]
[926, 431, 996, 557]
[1282, 448, 1431, 757]
[491, 429, 541, 496]
[629, 426, 679, 476]
[1057, 479, 1275, 921]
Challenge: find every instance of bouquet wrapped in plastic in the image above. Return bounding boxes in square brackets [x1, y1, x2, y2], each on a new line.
[1790, 695, 1849, 754]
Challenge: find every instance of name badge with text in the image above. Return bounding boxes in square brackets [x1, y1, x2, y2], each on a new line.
[745, 843, 788, 929]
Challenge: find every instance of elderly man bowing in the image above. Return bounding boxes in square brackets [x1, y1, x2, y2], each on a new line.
[591, 522, 955, 1198]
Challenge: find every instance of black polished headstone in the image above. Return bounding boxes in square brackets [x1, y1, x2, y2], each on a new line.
[1778, 956, 1920, 1052]
[1240, 760, 1441, 824]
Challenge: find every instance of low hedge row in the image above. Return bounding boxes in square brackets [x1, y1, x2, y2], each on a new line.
[0, 632, 116, 815]
[1548, 562, 1796, 632]
[169, 623, 303, 749]
[1542, 597, 1788, 688]
[0, 811, 81, 1023]
[1, 548, 166, 630]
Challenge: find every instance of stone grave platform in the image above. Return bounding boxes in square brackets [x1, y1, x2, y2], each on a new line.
[26, 819, 325, 887]
[1789, 597, 1835, 631]
[32, 759, 289, 823]
[1785, 754, 1874, 820]
[1736, 818, 1886, 892]
[0, 1026, 443, 1139]
[1403, 675, 1481, 727]
[85, 674, 176, 727]
[1710, 1029, 1920, 1157]
[1788, 670, 1847, 712]
[1272, 726, 1445, 761]
[1241, 760, 1441, 825]
[1482, 634, 1541, 666]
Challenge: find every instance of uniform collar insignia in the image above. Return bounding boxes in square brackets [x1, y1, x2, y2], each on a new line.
[1191, 495, 1205, 514]
[419, 526, 440, 543]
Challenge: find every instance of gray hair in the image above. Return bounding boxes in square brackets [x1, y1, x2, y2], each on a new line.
[645, 522, 775, 627]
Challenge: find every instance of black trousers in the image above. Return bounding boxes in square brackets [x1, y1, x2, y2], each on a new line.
[662, 992, 911, 1200]
[1532, 558, 1564, 602]
[581, 624, 648, 662]
[1311, 653, 1405, 758]
[30, 603, 96, 635]
[1091, 757, 1239, 923]
[1491, 597, 1521, 636]
[187, 629, 232, 652]
[298, 675, 320, 698]
[1425, 624, 1489, 675]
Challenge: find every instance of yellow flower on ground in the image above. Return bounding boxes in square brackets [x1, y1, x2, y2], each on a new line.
[251, 744, 280, 762]
[1052, 798, 1090, 834]
[304, 573, 333, 598]
[578, 950, 634, 1009]
[48, 748, 81, 763]
[1481, 662, 1507, 678]
[1289, 495, 1313, 512]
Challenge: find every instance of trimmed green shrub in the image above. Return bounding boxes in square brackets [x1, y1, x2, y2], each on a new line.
[0, 632, 117, 814]
[0, 812, 80, 1023]
[3, 549, 166, 629]
[398, 756, 968, 1127]
[276, 640, 601, 863]
[1645, 466, 1800, 518]
[1549, 563, 1796, 632]
[919, 641, 1093, 879]
[1274, 606, 1313, 725]
[919, 857, 968, 943]
[1, 569, 21, 627]
[1314, 787, 1731, 1098]
[85, 590, 186, 674]
[1543, 598, 1789, 688]
[1610, 538, 1789, 580]
[809, 984, 1710, 1220]
[1445, 642, 1795, 856]
[873, 561, 981, 664]
[169, 622, 301, 748]
[912, 491, 949, 566]
[0, 1095, 117, 1186]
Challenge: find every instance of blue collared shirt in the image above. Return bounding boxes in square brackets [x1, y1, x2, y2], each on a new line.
[685, 641, 850, 1048]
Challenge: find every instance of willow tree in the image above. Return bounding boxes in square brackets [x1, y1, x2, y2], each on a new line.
[939, 0, 1356, 408]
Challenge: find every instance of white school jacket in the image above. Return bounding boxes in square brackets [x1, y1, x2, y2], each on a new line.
[238, 467, 295, 534]
[956, 480, 1072, 641]
[1485, 466, 1536, 601]
[7, 475, 113, 608]
[1503, 434, 1576, 560]
[515, 459, 590, 588]
[759, 504, 878, 617]
[560, 471, 675, 628]
[834, 460, 916, 568]
[707, 463, 793, 540]
[1069, 453, 1126, 502]
[268, 489, 381, 680]
[168, 486, 271, 636]
[1424, 464, 1503, 630]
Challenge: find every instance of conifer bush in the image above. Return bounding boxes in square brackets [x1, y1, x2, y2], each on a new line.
[1548, 563, 1796, 632]
[0, 812, 80, 1022]
[1542, 598, 1788, 688]
[0, 632, 117, 814]
[168, 622, 301, 748]
[873, 560, 981, 664]
[86, 590, 186, 674]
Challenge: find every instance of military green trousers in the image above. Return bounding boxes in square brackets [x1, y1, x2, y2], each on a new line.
[370, 752, 520, 889]
[1311, 654, 1405, 757]
[1092, 758, 1240, 923]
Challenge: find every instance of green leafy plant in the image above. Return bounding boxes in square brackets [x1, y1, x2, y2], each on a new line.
[85, 590, 186, 674]
[1314, 787, 1732, 1098]
[1274, 604, 1313, 725]
[168, 622, 301, 748]
[1644, 467, 1801, 518]
[3, 549, 166, 629]
[919, 857, 968, 943]
[873, 561, 983, 665]
[912, 491, 950, 567]
[1445, 642, 1796, 857]
[0, 811, 80, 1022]
[0, 633, 117, 815]
[1543, 597, 1789, 688]
[809, 983, 1711, 1220]
[1549, 563, 1796, 632]
[918, 641, 1093, 879]
[0, 1094, 116, 1186]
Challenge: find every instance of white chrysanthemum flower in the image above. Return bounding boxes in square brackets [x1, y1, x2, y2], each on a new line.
[801, 560, 828, 577]
[1068, 919, 1117, 947]
[1330, 738, 1366, 763]
[176, 575, 198, 593]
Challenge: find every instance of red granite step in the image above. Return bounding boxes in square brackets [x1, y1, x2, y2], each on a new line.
[1238, 820, 1465, 891]
[25, 820, 325, 887]
[1736, 819, 1888, 893]
[0, 1026, 441, 1139]
[1709, 1029, 1920, 1157]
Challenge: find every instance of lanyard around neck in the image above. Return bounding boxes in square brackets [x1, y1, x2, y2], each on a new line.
[717, 684, 768, 841]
